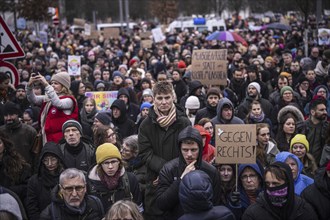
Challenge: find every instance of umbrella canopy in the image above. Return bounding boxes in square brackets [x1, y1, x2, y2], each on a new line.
[265, 23, 291, 31]
[205, 31, 247, 46]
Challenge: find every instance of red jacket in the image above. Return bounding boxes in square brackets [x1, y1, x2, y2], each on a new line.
[194, 125, 215, 163]
[40, 96, 78, 143]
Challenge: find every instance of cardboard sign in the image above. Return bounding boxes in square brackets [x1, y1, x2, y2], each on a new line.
[73, 18, 85, 26]
[68, 55, 81, 76]
[102, 28, 120, 38]
[140, 31, 151, 39]
[141, 40, 153, 49]
[85, 91, 118, 111]
[191, 49, 228, 85]
[215, 124, 257, 164]
[84, 23, 91, 36]
[85, 31, 100, 39]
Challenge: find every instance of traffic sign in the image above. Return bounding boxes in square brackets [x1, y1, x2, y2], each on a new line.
[0, 60, 20, 87]
[0, 16, 25, 60]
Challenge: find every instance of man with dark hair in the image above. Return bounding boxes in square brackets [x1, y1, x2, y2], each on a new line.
[138, 81, 191, 219]
[156, 126, 221, 219]
[194, 87, 222, 125]
[229, 68, 246, 104]
[303, 97, 329, 165]
[0, 101, 37, 166]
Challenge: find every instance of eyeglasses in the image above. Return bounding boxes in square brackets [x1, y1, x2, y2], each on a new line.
[60, 185, 85, 193]
[241, 174, 258, 181]
[108, 133, 116, 139]
[102, 160, 119, 167]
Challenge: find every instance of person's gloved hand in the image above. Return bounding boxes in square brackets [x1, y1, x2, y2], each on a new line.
[230, 191, 241, 206]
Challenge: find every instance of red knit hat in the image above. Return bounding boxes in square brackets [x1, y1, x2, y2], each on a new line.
[326, 160, 330, 171]
[129, 58, 139, 67]
[177, 60, 187, 69]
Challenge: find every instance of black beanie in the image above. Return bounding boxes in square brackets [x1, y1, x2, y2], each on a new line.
[95, 112, 112, 125]
[3, 101, 20, 116]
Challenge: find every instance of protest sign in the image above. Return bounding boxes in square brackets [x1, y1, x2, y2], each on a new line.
[191, 49, 228, 85]
[318, 28, 330, 45]
[215, 124, 256, 164]
[84, 23, 91, 36]
[85, 91, 118, 111]
[140, 31, 151, 39]
[73, 18, 85, 26]
[68, 55, 81, 76]
[141, 39, 153, 49]
[102, 28, 120, 38]
[152, 27, 166, 43]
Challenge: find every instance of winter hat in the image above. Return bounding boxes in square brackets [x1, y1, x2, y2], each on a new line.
[129, 58, 140, 67]
[280, 72, 292, 78]
[265, 56, 274, 63]
[140, 102, 152, 111]
[280, 86, 294, 96]
[118, 64, 128, 71]
[96, 143, 121, 164]
[249, 44, 258, 52]
[96, 82, 105, 90]
[206, 87, 221, 99]
[326, 160, 330, 171]
[95, 112, 112, 125]
[0, 193, 23, 220]
[323, 49, 330, 59]
[62, 119, 83, 135]
[112, 71, 124, 80]
[248, 82, 261, 94]
[16, 84, 25, 91]
[142, 88, 154, 97]
[51, 72, 71, 90]
[3, 101, 20, 115]
[185, 96, 200, 110]
[177, 60, 187, 69]
[290, 134, 309, 152]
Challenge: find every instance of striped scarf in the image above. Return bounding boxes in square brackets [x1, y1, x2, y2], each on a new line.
[154, 104, 177, 128]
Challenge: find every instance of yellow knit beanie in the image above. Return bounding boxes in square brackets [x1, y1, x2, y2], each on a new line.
[96, 143, 122, 164]
[290, 134, 309, 152]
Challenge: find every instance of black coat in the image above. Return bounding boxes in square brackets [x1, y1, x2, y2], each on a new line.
[242, 193, 317, 220]
[25, 142, 65, 220]
[173, 79, 187, 103]
[156, 126, 222, 220]
[301, 167, 330, 220]
[236, 96, 273, 120]
[194, 103, 217, 125]
[39, 185, 105, 220]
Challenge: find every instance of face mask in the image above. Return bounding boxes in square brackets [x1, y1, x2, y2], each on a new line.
[266, 184, 288, 207]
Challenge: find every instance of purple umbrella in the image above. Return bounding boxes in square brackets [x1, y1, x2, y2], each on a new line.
[205, 31, 248, 46]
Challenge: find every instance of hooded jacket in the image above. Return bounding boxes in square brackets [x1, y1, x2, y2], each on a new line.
[156, 126, 221, 220]
[301, 167, 330, 220]
[194, 125, 215, 163]
[26, 142, 65, 220]
[179, 170, 235, 220]
[304, 85, 330, 118]
[117, 87, 140, 122]
[242, 162, 318, 220]
[211, 98, 244, 125]
[228, 163, 264, 219]
[275, 152, 314, 195]
[111, 99, 137, 139]
[194, 101, 218, 125]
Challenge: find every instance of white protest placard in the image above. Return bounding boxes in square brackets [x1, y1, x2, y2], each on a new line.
[152, 27, 165, 43]
[318, 28, 330, 46]
[215, 124, 257, 164]
[191, 49, 228, 85]
[68, 55, 81, 76]
[84, 23, 91, 36]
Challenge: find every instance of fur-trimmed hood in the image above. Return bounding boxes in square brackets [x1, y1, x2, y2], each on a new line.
[277, 105, 304, 124]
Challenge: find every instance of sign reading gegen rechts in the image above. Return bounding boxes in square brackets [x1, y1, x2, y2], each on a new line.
[191, 49, 228, 85]
[215, 124, 257, 164]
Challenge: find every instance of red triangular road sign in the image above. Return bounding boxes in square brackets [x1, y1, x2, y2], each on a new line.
[0, 16, 25, 60]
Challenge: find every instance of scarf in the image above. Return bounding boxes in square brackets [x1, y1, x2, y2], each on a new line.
[266, 184, 288, 207]
[64, 199, 86, 215]
[246, 189, 257, 204]
[249, 111, 265, 123]
[153, 103, 177, 128]
[98, 167, 121, 190]
[40, 100, 52, 144]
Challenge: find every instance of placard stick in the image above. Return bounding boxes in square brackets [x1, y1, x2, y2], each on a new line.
[235, 163, 238, 192]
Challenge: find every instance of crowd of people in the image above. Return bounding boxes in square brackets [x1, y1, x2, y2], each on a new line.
[0, 14, 330, 220]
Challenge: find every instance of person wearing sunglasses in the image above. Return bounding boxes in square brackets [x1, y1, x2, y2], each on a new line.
[39, 168, 105, 220]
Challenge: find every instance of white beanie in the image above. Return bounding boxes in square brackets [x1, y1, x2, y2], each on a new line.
[185, 96, 200, 110]
[248, 82, 261, 94]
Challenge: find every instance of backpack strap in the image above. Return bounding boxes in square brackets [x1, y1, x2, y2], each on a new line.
[88, 195, 105, 216]
[51, 202, 61, 220]
[122, 172, 133, 201]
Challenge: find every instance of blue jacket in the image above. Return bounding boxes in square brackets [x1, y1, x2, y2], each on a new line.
[275, 152, 314, 195]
